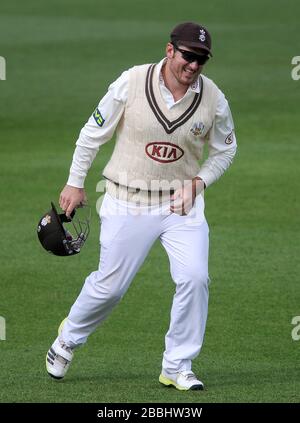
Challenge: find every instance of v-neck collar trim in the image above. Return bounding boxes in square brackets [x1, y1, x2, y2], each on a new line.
[145, 64, 203, 134]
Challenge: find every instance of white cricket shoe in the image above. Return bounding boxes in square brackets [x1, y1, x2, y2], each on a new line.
[46, 337, 73, 379]
[159, 370, 204, 391]
[46, 319, 72, 379]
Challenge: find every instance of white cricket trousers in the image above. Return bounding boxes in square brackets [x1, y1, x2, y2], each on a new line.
[61, 193, 209, 373]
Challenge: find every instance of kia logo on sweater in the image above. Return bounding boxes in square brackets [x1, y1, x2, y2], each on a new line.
[145, 142, 184, 163]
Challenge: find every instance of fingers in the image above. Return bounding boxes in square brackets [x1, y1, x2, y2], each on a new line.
[170, 193, 193, 215]
[170, 183, 196, 215]
[59, 194, 67, 212]
[170, 204, 187, 215]
[170, 190, 180, 202]
[65, 202, 76, 218]
[170, 198, 188, 215]
[59, 186, 87, 217]
[170, 190, 187, 215]
[59, 195, 72, 217]
[59, 193, 72, 216]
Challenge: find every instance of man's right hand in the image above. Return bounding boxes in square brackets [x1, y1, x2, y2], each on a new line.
[59, 185, 87, 217]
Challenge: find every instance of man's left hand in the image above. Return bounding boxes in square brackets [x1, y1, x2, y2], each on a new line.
[170, 177, 205, 216]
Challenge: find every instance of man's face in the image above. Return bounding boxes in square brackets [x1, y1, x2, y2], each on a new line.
[165, 43, 207, 86]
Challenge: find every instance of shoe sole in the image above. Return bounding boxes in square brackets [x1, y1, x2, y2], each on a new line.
[45, 353, 65, 380]
[47, 371, 64, 380]
[159, 374, 204, 391]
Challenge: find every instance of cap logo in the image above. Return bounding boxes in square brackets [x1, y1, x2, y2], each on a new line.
[199, 29, 206, 42]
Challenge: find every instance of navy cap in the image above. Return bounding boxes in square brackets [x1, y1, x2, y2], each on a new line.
[171, 22, 212, 56]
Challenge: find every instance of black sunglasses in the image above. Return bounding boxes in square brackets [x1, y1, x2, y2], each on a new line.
[172, 44, 209, 65]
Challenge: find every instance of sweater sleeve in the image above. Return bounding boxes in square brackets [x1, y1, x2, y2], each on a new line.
[197, 89, 237, 187]
[67, 70, 129, 188]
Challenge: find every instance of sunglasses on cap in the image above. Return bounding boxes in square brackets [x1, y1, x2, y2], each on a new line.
[172, 43, 209, 65]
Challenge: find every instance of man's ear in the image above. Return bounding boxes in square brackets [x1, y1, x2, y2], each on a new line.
[166, 42, 175, 59]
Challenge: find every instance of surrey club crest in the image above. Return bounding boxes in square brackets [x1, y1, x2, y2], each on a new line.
[41, 215, 51, 226]
[190, 122, 205, 137]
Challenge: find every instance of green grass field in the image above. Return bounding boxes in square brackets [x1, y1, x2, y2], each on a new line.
[1, 0, 300, 403]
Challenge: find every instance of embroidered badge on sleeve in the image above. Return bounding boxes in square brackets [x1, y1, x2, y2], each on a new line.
[225, 131, 234, 144]
[93, 108, 105, 127]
